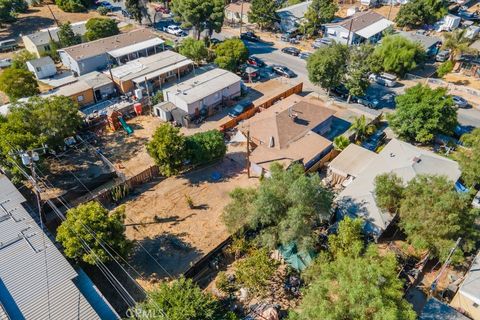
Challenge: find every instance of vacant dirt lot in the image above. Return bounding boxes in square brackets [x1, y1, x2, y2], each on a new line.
[122, 144, 257, 289]
[97, 115, 163, 178]
[0, 2, 100, 41]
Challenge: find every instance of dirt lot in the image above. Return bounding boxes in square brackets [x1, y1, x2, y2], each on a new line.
[97, 115, 163, 178]
[121, 144, 258, 289]
[0, 2, 100, 42]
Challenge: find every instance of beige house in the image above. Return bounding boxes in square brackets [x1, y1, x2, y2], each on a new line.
[225, 1, 251, 24]
[451, 252, 480, 320]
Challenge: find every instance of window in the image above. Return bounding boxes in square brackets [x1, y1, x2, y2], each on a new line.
[44, 44, 51, 51]
[77, 95, 84, 102]
[473, 303, 479, 308]
[36, 67, 41, 72]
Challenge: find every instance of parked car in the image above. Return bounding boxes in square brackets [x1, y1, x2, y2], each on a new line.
[452, 95, 469, 108]
[369, 73, 398, 87]
[436, 50, 450, 62]
[153, 4, 169, 13]
[312, 38, 332, 49]
[97, 1, 115, 10]
[163, 25, 184, 36]
[272, 65, 297, 78]
[246, 56, 265, 67]
[0, 58, 12, 68]
[299, 51, 312, 60]
[362, 130, 386, 151]
[210, 38, 221, 45]
[0, 39, 17, 52]
[332, 84, 349, 100]
[121, 9, 132, 18]
[228, 100, 253, 117]
[240, 32, 259, 42]
[281, 47, 300, 56]
[357, 96, 381, 109]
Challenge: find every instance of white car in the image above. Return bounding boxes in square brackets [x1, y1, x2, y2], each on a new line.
[163, 25, 183, 36]
[369, 73, 398, 87]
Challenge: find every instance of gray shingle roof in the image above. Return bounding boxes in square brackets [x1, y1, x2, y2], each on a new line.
[22, 21, 87, 46]
[276, 1, 312, 20]
[0, 174, 104, 320]
[26, 56, 54, 69]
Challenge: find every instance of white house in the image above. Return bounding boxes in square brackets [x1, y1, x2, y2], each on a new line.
[450, 252, 480, 320]
[26, 56, 56, 79]
[324, 11, 393, 45]
[163, 68, 241, 116]
[276, 1, 312, 33]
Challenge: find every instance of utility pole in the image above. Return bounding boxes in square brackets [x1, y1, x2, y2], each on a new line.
[246, 130, 250, 178]
[346, 18, 354, 45]
[239, 0, 244, 36]
[46, 4, 59, 27]
[430, 237, 462, 295]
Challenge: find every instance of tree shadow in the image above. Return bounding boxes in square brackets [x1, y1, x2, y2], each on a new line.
[0, 16, 54, 41]
[128, 232, 203, 281]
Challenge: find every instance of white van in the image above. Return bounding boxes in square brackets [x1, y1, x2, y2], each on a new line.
[369, 73, 398, 87]
[0, 39, 17, 52]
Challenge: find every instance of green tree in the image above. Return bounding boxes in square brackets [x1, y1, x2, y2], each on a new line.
[292, 246, 416, 320]
[457, 129, 480, 186]
[56, 0, 90, 12]
[151, 91, 164, 105]
[0, 0, 28, 24]
[85, 18, 119, 41]
[399, 175, 479, 263]
[248, 0, 279, 30]
[11, 50, 36, 70]
[387, 84, 457, 143]
[147, 123, 187, 176]
[235, 248, 278, 295]
[373, 35, 425, 76]
[222, 187, 257, 233]
[437, 60, 454, 78]
[125, 0, 145, 24]
[307, 43, 348, 95]
[395, 0, 447, 29]
[179, 37, 208, 65]
[443, 29, 477, 61]
[333, 135, 350, 151]
[302, 0, 337, 36]
[134, 277, 236, 320]
[214, 38, 248, 71]
[171, 0, 224, 40]
[374, 173, 404, 213]
[56, 202, 131, 264]
[345, 44, 375, 102]
[350, 115, 375, 143]
[58, 22, 82, 47]
[43, 40, 60, 62]
[222, 163, 333, 251]
[328, 217, 364, 259]
[0, 68, 39, 100]
[185, 130, 226, 165]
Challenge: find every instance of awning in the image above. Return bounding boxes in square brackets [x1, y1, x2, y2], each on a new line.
[356, 19, 393, 39]
[108, 38, 165, 58]
[132, 59, 193, 84]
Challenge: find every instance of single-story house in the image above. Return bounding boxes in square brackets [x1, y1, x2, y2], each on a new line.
[108, 50, 193, 94]
[59, 29, 164, 76]
[0, 173, 119, 320]
[163, 68, 241, 116]
[225, 1, 251, 24]
[43, 71, 115, 107]
[22, 21, 87, 57]
[420, 298, 471, 320]
[334, 138, 461, 240]
[239, 95, 343, 175]
[324, 11, 393, 45]
[435, 14, 461, 32]
[26, 56, 57, 79]
[450, 252, 480, 320]
[276, 1, 312, 33]
[397, 30, 441, 56]
[456, 54, 480, 79]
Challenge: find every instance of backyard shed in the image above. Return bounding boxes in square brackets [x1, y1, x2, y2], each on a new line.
[26, 56, 56, 79]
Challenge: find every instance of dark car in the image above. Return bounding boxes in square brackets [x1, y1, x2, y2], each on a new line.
[272, 65, 297, 78]
[452, 95, 469, 108]
[121, 9, 132, 18]
[228, 100, 253, 117]
[246, 56, 265, 67]
[332, 85, 349, 100]
[210, 38, 221, 45]
[362, 131, 387, 151]
[240, 32, 259, 42]
[357, 96, 381, 109]
[281, 47, 300, 56]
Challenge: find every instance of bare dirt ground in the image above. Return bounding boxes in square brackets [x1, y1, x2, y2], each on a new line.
[121, 144, 258, 289]
[0, 2, 100, 42]
[97, 115, 163, 178]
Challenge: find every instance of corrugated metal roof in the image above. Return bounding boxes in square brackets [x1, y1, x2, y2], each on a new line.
[0, 174, 102, 320]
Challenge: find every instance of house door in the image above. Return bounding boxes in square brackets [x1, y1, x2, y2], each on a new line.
[94, 89, 102, 102]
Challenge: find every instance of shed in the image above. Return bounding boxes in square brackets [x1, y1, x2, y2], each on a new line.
[327, 143, 377, 185]
[26, 56, 56, 79]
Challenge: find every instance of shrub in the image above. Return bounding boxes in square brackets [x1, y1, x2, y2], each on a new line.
[437, 60, 454, 78]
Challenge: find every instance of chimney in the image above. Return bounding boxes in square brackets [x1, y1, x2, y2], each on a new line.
[269, 136, 275, 148]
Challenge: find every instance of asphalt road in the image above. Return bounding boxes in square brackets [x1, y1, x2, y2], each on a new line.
[242, 38, 480, 128]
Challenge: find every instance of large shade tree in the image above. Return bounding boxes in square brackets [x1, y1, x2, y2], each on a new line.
[443, 29, 477, 61]
[214, 38, 248, 72]
[0, 68, 39, 100]
[85, 18, 120, 41]
[248, 0, 279, 30]
[387, 84, 457, 144]
[457, 128, 480, 186]
[395, 0, 447, 29]
[171, 0, 225, 39]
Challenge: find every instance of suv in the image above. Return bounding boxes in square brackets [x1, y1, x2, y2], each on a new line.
[163, 25, 184, 36]
[0, 39, 17, 52]
[436, 50, 450, 62]
[228, 100, 253, 117]
[369, 73, 398, 87]
[240, 32, 259, 42]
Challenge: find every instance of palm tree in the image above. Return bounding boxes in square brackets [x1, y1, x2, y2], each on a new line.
[442, 29, 477, 61]
[350, 115, 376, 143]
[333, 135, 350, 151]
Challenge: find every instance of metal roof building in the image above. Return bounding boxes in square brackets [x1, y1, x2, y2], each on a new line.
[0, 174, 119, 320]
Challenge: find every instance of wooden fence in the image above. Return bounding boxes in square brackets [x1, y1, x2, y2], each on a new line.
[219, 82, 304, 132]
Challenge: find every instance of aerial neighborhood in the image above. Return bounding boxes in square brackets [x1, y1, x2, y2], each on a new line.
[2, 0, 480, 318]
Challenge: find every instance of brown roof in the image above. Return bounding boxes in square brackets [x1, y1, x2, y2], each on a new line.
[327, 11, 385, 33]
[225, 1, 251, 14]
[241, 94, 336, 149]
[61, 28, 158, 61]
